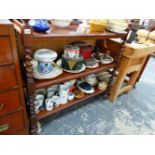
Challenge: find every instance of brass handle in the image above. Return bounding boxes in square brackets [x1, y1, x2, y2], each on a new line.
[0, 103, 4, 109]
[0, 124, 10, 132]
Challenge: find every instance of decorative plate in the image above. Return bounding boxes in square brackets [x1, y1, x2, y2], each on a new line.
[91, 53, 114, 64]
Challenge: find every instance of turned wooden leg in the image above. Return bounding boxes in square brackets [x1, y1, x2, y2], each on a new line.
[24, 47, 37, 134]
[109, 58, 132, 102]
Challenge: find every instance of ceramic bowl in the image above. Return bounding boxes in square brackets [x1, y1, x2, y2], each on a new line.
[51, 19, 72, 28]
[98, 81, 108, 91]
[34, 49, 57, 63]
[107, 19, 128, 33]
[68, 92, 75, 101]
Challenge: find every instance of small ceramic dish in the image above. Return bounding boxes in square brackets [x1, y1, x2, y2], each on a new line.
[77, 81, 95, 94]
[98, 81, 108, 91]
[73, 89, 84, 99]
[51, 19, 72, 28]
[91, 53, 114, 64]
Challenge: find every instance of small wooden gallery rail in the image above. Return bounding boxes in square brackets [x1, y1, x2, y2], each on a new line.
[12, 19, 128, 134]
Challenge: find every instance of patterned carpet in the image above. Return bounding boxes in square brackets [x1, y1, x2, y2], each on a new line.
[40, 57, 155, 135]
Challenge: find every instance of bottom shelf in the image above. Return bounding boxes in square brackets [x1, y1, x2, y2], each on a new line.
[37, 88, 105, 120]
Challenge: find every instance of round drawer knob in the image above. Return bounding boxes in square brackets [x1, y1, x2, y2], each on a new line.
[0, 124, 10, 132]
[0, 103, 4, 109]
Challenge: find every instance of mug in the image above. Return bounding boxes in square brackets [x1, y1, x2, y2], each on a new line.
[58, 90, 68, 98]
[51, 95, 60, 107]
[68, 92, 75, 101]
[57, 90, 68, 104]
[59, 84, 69, 91]
[34, 101, 41, 114]
[45, 98, 54, 111]
[59, 97, 68, 104]
[34, 94, 44, 107]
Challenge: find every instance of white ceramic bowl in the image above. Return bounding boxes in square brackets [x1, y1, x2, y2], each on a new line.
[107, 19, 128, 33]
[34, 48, 57, 62]
[51, 19, 72, 28]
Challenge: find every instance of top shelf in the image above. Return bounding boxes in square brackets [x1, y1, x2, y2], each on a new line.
[12, 20, 127, 41]
[32, 25, 127, 40]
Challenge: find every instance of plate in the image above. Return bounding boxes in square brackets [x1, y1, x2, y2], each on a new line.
[33, 66, 63, 79]
[56, 59, 86, 73]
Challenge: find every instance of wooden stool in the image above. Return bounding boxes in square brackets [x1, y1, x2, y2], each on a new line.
[109, 43, 155, 102]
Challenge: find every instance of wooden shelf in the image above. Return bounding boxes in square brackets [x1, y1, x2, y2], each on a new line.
[32, 27, 127, 42]
[35, 62, 115, 89]
[37, 87, 105, 120]
[11, 20, 127, 42]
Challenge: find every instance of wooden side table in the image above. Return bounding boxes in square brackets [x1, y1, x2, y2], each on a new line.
[109, 43, 155, 102]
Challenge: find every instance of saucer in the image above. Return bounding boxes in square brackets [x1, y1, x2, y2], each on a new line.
[33, 66, 63, 79]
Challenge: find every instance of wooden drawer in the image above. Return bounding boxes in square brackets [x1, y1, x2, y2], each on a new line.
[0, 110, 25, 135]
[0, 89, 21, 117]
[0, 65, 18, 90]
[0, 37, 14, 65]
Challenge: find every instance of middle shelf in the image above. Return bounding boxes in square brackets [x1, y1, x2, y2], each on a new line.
[35, 62, 115, 89]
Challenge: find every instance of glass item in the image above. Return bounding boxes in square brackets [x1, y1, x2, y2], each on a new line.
[29, 19, 50, 32]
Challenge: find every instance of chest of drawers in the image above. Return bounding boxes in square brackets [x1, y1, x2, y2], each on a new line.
[0, 20, 29, 134]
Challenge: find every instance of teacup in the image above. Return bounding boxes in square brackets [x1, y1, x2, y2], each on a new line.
[45, 98, 54, 111]
[34, 101, 41, 114]
[68, 92, 75, 101]
[85, 74, 96, 81]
